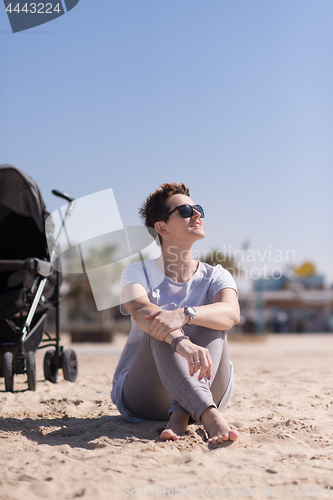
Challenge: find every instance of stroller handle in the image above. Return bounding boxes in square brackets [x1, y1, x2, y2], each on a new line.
[52, 189, 74, 203]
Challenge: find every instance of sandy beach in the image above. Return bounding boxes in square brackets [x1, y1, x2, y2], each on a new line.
[0, 333, 332, 500]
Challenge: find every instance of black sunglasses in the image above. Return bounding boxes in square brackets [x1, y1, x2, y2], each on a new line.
[159, 204, 205, 221]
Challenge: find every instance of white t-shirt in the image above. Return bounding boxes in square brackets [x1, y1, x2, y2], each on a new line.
[111, 259, 237, 422]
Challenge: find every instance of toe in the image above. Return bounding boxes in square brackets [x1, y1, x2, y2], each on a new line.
[229, 430, 239, 441]
[217, 434, 226, 443]
[160, 429, 180, 441]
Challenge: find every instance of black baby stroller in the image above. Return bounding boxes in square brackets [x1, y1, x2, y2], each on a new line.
[0, 164, 78, 392]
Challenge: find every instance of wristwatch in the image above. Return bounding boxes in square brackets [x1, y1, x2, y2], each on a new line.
[184, 306, 196, 326]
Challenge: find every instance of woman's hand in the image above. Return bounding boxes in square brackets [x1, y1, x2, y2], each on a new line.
[144, 309, 186, 341]
[176, 339, 213, 380]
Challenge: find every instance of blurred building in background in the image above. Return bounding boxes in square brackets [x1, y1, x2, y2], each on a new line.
[236, 261, 333, 334]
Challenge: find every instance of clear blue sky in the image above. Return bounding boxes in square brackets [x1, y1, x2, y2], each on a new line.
[1, 0, 332, 284]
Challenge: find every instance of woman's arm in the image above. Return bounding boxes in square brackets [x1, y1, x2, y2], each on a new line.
[122, 283, 186, 336]
[191, 288, 240, 330]
[122, 283, 212, 379]
[144, 288, 240, 335]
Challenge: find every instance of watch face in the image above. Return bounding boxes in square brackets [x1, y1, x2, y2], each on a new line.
[187, 307, 196, 316]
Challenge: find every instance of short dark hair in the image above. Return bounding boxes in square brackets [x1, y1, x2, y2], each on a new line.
[139, 183, 190, 230]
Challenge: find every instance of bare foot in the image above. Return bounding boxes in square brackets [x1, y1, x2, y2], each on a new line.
[200, 406, 239, 444]
[160, 411, 190, 441]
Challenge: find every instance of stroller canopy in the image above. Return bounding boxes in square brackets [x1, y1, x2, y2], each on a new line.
[0, 164, 46, 233]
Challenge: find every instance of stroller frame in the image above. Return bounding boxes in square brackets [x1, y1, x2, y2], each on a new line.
[0, 165, 78, 391]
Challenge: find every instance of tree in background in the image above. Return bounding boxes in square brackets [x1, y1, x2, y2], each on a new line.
[201, 249, 241, 279]
[61, 244, 118, 328]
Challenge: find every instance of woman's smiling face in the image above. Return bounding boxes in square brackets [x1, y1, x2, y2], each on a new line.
[162, 193, 205, 243]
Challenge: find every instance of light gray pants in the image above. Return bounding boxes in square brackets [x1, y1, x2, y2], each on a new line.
[122, 326, 234, 423]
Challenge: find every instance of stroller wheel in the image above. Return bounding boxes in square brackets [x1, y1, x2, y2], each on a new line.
[44, 350, 58, 383]
[62, 349, 78, 382]
[4, 352, 14, 392]
[26, 351, 36, 391]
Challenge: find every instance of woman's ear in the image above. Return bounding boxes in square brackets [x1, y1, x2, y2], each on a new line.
[154, 221, 167, 237]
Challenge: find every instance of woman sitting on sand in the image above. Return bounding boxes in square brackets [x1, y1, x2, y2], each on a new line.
[111, 183, 240, 443]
